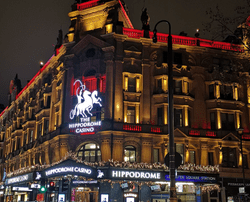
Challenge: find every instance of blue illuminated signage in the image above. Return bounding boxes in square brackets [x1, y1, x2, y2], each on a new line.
[165, 175, 216, 183]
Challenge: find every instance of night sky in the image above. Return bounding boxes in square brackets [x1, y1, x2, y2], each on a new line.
[0, 0, 247, 107]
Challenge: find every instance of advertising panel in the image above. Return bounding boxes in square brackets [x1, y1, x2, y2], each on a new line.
[68, 79, 104, 135]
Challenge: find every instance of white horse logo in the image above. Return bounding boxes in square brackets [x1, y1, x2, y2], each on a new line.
[70, 80, 102, 119]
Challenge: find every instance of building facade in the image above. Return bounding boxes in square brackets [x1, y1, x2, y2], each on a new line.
[0, 0, 250, 202]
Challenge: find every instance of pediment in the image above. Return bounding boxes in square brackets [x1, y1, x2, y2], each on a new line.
[174, 128, 188, 138]
[125, 46, 141, 53]
[71, 34, 112, 56]
[222, 132, 240, 141]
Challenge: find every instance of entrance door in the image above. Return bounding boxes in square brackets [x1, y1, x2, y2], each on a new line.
[75, 191, 98, 202]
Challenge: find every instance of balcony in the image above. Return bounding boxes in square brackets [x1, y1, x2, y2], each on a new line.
[101, 121, 168, 134]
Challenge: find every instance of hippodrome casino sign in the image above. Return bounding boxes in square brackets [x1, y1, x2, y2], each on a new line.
[68, 79, 103, 135]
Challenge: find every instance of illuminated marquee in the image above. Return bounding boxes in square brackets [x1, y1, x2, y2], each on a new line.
[6, 174, 29, 185]
[69, 79, 102, 134]
[45, 167, 92, 176]
[112, 170, 161, 180]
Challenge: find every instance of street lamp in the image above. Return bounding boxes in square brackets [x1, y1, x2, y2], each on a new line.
[237, 128, 246, 201]
[153, 20, 177, 202]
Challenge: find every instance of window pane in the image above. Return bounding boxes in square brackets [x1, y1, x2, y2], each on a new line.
[154, 149, 159, 163]
[190, 151, 195, 164]
[127, 107, 135, 123]
[128, 77, 136, 92]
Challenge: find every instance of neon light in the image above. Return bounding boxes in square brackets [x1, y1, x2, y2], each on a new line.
[151, 127, 162, 133]
[112, 170, 161, 179]
[45, 167, 92, 176]
[0, 106, 8, 118]
[69, 79, 102, 134]
[70, 80, 102, 119]
[118, 0, 134, 29]
[206, 131, 216, 137]
[123, 124, 142, 131]
[77, 0, 99, 11]
[123, 28, 244, 52]
[242, 134, 250, 140]
[189, 130, 200, 136]
[15, 45, 63, 101]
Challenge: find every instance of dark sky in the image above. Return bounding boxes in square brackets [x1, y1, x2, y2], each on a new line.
[0, 0, 247, 107]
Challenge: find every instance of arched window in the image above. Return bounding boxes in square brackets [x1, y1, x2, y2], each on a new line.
[124, 146, 136, 162]
[77, 143, 101, 162]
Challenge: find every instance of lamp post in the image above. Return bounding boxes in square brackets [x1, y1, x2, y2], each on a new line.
[237, 128, 246, 201]
[153, 20, 177, 202]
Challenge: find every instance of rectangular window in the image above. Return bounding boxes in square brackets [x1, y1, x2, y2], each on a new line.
[174, 80, 182, 94]
[157, 79, 162, 91]
[190, 151, 195, 164]
[127, 106, 135, 123]
[37, 123, 42, 137]
[153, 149, 159, 163]
[176, 144, 184, 164]
[30, 130, 34, 142]
[208, 152, 214, 166]
[209, 84, 214, 99]
[174, 109, 183, 127]
[210, 112, 216, 130]
[44, 120, 49, 135]
[174, 52, 182, 66]
[220, 85, 233, 100]
[157, 107, 163, 125]
[221, 113, 235, 130]
[128, 77, 136, 92]
[222, 147, 237, 168]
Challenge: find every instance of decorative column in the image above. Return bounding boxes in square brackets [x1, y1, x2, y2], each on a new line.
[45, 146, 50, 165]
[114, 60, 123, 121]
[124, 102, 128, 123]
[136, 104, 140, 124]
[141, 140, 152, 163]
[54, 141, 60, 162]
[60, 138, 69, 159]
[200, 142, 208, 166]
[185, 141, 189, 163]
[102, 46, 115, 120]
[101, 138, 111, 161]
[164, 105, 168, 125]
[112, 138, 123, 162]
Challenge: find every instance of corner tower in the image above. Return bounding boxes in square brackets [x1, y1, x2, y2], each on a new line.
[67, 0, 133, 42]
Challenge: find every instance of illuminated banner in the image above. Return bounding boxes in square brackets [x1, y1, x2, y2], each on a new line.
[43, 159, 97, 178]
[165, 174, 217, 183]
[69, 79, 102, 134]
[110, 169, 163, 181]
[5, 173, 33, 185]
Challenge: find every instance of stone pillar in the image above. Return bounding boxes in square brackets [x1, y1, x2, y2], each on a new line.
[60, 138, 69, 159]
[114, 60, 123, 121]
[124, 102, 128, 122]
[191, 66, 206, 128]
[142, 62, 151, 124]
[141, 140, 152, 163]
[185, 142, 189, 163]
[164, 105, 168, 125]
[53, 141, 60, 162]
[102, 47, 115, 120]
[45, 146, 50, 165]
[200, 142, 208, 166]
[136, 104, 140, 124]
[112, 138, 123, 162]
[101, 138, 111, 161]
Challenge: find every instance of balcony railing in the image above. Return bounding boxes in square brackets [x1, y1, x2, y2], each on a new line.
[123, 28, 244, 52]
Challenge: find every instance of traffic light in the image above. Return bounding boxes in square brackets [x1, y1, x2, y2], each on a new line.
[39, 178, 47, 193]
[62, 179, 69, 192]
[49, 181, 55, 192]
